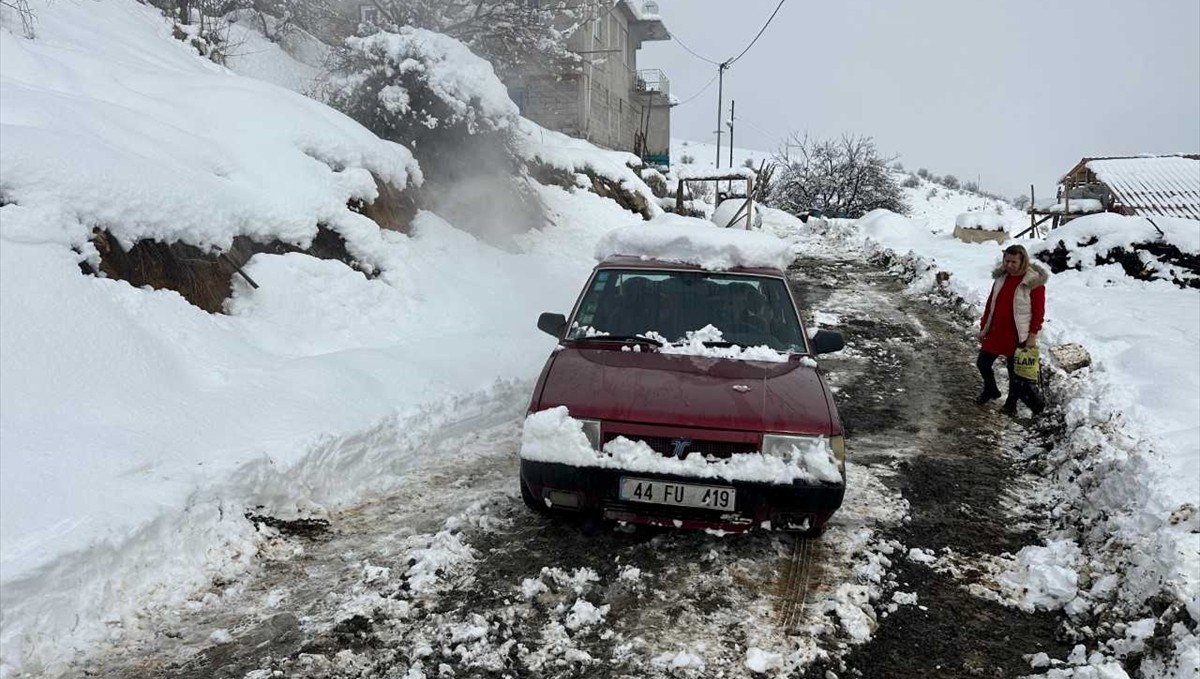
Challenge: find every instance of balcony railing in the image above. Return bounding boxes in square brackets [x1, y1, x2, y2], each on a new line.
[635, 69, 670, 97]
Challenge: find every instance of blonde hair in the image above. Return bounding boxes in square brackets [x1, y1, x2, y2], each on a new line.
[1003, 244, 1030, 275]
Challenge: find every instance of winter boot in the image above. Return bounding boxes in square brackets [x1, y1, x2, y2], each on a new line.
[976, 386, 1002, 404]
[1000, 398, 1018, 416]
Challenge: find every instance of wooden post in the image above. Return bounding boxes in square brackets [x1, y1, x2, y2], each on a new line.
[676, 179, 684, 214]
[1064, 174, 1071, 218]
[745, 176, 755, 229]
[1030, 183, 1036, 233]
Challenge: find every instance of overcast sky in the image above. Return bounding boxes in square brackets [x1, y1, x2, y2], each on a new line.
[639, 0, 1200, 199]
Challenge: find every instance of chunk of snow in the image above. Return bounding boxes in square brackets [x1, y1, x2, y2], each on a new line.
[652, 650, 706, 669]
[595, 215, 794, 271]
[564, 600, 608, 630]
[744, 647, 783, 673]
[997, 540, 1081, 612]
[645, 325, 791, 363]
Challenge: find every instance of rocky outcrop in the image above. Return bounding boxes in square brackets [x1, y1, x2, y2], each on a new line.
[85, 174, 410, 313]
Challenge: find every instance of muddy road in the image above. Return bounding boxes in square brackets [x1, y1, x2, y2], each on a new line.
[79, 253, 1068, 679]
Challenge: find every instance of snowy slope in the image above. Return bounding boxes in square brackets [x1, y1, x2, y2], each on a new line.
[0, 3, 647, 674]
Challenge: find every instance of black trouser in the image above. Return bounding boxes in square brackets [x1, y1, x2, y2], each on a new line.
[977, 350, 1045, 412]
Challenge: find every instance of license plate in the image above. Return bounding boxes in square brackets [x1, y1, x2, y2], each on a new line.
[618, 477, 736, 511]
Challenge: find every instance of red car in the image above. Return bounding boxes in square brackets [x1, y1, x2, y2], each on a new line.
[519, 255, 847, 535]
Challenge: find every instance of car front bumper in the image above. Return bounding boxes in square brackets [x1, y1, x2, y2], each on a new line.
[520, 459, 845, 533]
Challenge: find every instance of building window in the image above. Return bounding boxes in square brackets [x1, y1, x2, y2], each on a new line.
[619, 28, 628, 64]
[360, 4, 380, 24]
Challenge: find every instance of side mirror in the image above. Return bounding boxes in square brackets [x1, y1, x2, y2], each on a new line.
[811, 329, 845, 355]
[538, 312, 567, 338]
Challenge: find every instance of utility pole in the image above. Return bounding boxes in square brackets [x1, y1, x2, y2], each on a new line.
[714, 62, 727, 167]
[728, 100, 736, 170]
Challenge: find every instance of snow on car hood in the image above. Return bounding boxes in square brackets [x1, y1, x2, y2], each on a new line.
[520, 406, 840, 485]
[535, 347, 836, 434]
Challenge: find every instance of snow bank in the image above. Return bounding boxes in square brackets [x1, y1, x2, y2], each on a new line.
[595, 214, 793, 270]
[0, 1, 419, 261]
[1033, 212, 1200, 260]
[772, 207, 1199, 676]
[514, 119, 662, 217]
[519, 407, 839, 485]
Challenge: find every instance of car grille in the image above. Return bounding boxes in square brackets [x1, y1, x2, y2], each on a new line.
[602, 434, 757, 460]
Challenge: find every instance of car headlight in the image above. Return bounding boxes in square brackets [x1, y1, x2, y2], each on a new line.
[579, 419, 601, 450]
[761, 433, 847, 480]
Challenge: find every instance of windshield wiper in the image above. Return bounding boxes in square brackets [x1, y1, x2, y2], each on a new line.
[701, 341, 736, 348]
[571, 334, 662, 347]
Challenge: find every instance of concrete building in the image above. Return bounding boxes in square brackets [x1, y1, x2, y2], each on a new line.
[338, 1, 674, 165]
[502, 1, 673, 165]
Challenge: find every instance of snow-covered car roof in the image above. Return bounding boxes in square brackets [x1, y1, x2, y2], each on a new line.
[594, 214, 794, 272]
[594, 255, 787, 278]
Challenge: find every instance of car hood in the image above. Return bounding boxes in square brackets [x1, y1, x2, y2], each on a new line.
[536, 347, 836, 434]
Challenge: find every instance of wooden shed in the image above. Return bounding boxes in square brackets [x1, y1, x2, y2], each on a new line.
[1022, 154, 1200, 236]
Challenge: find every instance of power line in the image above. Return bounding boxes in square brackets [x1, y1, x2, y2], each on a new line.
[669, 31, 722, 66]
[672, 71, 720, 106]
[726, 0, 788, 66]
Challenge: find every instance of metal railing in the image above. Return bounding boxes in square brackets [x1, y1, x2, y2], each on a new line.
[635, 69, 670, 97]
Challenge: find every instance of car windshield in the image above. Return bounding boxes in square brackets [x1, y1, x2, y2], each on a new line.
[566, 269, 807, 353]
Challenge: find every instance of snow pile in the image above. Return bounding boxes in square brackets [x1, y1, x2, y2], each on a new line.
[996, 540, 1082, 612]
[644, 325, 791, 363]
[711, 197, 763, 229]
[1031, 212, 1200, 288]
[595, 214, 794, 270]
[858, 208, 930, 242]
[0, 2, 419, 261]
[519, 407, 840, 485]
[514, 119, 662, 217]
[955, 211, 1009, 231]
[340, 27, 519, 133]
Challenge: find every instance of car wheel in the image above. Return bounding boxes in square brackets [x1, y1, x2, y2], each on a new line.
[520, 479, 548, 515]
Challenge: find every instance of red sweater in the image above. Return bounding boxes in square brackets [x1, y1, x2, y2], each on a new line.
[981, 275, 1045, 356]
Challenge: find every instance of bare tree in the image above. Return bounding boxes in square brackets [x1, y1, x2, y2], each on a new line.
[2, 0, 37, 37]
[767, 132, 907, 218]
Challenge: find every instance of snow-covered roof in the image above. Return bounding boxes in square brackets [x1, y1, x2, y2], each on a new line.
[1084, 156, 1200, 220]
